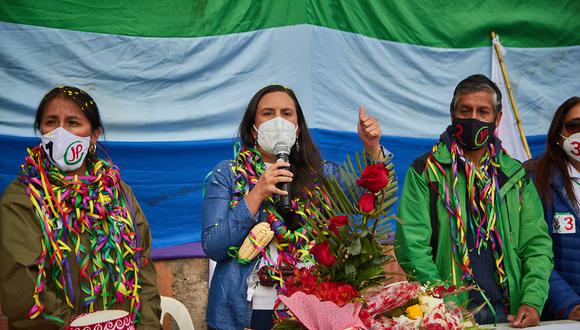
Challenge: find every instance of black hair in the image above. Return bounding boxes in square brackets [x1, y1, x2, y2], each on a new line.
[534, 96, 580, 207]
[238, 85, 325, 198]
[34, 86, 104, 136]
[34, 86, 106, 163]
[450, 74, 502, 114]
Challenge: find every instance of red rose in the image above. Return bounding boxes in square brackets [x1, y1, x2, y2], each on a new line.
[314, 282, 358, 306]
[297, 269, 318, 294]
[285, 283, 300, 297]
[286, 267, 319, 295]
[314, 281, 334, 301]
[310, 241, 336, 267]
[356, 163, 390, 193]
[328, 215, 348, 236]
[334, 283, 358, 306]
[358, 192, 376, 213]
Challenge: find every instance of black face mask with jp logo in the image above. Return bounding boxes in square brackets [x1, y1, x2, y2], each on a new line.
[452, 117, 496, 151]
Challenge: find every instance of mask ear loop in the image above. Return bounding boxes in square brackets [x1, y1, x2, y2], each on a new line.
[559, 133, 569, 147]
[253, 125, 260, 149]
[294, 125, 300, 153]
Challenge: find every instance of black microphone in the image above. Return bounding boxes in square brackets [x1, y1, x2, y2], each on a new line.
[274, 143, 291, 211]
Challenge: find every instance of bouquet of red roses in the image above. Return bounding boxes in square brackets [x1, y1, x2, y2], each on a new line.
[273, 152, 480, 329]
[274, 152, 398, 329]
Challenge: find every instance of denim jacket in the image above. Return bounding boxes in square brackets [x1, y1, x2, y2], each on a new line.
[201, 149, 393, 330]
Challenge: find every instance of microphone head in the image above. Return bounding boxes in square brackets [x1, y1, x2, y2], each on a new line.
[274, 142, 291, 156]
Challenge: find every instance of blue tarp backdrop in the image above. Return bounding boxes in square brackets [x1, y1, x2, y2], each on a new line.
[1, 2, 577, 258]
[0, 132, 548, 256]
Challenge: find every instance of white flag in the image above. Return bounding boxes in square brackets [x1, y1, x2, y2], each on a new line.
[491, 35, 530, 162]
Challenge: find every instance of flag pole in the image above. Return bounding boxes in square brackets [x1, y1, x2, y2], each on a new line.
[490, 31, 532, 159]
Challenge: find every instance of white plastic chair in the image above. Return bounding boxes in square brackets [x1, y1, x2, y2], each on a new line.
[160, 296, 195, 330]
[208, 259, 216, 288]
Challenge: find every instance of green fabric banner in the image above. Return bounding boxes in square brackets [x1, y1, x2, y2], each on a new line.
[0, 1, 304, 39]
[308, 0, 580, 48]
[0, 0, 578, 48]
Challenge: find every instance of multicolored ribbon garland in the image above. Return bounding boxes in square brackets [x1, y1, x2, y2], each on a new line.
[18, 146, 143, 324]
[425, 140, 510, 290]
[228, 145, 330, 316]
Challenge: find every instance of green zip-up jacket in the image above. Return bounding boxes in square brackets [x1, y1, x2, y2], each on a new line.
[395, 141, 553, 315]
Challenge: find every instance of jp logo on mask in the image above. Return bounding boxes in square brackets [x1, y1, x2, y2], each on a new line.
[41, 127, 91, 172]
[475, 127, 490, 147]
[64, 141, 86, 165]
[453, 118, 495, 151]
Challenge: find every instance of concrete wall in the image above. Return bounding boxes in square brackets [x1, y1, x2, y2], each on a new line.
[155, 258, 210, 330]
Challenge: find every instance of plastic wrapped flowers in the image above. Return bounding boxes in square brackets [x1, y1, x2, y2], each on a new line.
[360, 281, 478, 329]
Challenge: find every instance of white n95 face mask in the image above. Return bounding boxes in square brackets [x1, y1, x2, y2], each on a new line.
[41, 127, 91, 172]
[254, 117, 297, 155]
[562, 132, 580, 162]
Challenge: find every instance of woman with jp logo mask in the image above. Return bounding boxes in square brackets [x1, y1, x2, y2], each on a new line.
[526, 96, 580, 321]
[201, 84, 393, 330]
[0, 86, 161, 329]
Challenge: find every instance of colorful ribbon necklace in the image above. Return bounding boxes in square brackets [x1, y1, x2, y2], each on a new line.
[229, 145, 330, 267]
[425, 140, 508, 288]
[19, 146, 142, 324]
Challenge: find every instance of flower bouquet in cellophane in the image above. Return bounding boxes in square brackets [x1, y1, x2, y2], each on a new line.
[273, 152, 398, 329]
[361, 281, 480, 329]
[273, 152, 480, 330]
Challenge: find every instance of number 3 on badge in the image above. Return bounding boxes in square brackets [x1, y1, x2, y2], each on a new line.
[553, 213, 576, 234]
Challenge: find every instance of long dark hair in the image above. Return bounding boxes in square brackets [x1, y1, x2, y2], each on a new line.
[238, 85, 324, 198]
[534, 96, 580, 206]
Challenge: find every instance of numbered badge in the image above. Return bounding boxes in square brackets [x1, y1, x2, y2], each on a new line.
[553, 213, 576, 234]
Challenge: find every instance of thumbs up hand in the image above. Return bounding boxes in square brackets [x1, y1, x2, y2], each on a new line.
[357, 106, 383, 160]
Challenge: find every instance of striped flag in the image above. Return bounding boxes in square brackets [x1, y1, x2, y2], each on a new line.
[0, 1, 578, 256]
[492, 35, 530, 162]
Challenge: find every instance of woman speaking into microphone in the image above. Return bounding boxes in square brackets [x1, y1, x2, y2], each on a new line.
[201, 84, 393, 330]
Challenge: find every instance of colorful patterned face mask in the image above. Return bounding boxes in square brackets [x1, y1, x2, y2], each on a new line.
[253, 117, 297, 155]
[41, 127, 91, 172]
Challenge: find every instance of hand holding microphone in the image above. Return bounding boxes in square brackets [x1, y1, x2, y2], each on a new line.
[274, 143, 292, 210]
[251, 143, 293, 207]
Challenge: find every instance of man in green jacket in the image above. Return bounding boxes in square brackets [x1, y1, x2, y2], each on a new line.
[395, 74, 553, 327]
